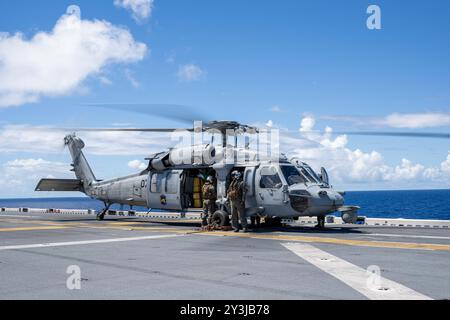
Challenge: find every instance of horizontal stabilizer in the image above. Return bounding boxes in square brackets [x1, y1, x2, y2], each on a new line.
[35, 179, 83, 192]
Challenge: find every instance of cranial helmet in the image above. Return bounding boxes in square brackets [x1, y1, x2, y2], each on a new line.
[232, 170, 242, 179]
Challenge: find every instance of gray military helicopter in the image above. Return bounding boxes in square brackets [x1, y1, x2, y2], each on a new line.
[35, 118, 359, 228]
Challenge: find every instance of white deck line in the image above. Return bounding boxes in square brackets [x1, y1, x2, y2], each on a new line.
[282, 242, 432, 300]
[369, 233, 450, 240]
[0, 234, 182, 251]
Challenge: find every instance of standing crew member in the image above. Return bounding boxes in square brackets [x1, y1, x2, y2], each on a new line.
[227, 171, 248, 233]
[202, 176, 216, 229]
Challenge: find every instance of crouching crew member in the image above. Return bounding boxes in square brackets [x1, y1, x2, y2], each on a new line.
[227, 171, 249, 233]
[202, 176, 216, 229]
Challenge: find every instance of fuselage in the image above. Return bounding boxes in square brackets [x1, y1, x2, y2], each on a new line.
[39, 134, 358, 222]
[85, 161, 346, 219]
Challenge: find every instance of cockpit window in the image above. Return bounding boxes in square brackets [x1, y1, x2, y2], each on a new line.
[260, 172, 283, 189]
[297, 167, 318, 183]
[281, 166, 307, 186]
[302, 165, 321, 183]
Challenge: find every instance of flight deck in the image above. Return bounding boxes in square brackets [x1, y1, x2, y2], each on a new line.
[0, 209, 449, 300]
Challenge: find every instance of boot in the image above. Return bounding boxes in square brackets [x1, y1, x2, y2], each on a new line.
[315, 216, 326, 229]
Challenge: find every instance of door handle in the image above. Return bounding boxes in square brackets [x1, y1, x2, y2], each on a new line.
[259, 193, 264, 200]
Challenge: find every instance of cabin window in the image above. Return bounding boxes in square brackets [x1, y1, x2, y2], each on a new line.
[150, 173, 163, 193]
[165, 172, 179, 194]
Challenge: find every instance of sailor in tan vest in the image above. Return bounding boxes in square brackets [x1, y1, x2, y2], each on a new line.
[201, 176, 216, 229]
[227, 171, 248, 233]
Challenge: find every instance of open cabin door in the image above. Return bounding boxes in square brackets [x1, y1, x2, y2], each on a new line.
[147, 170, 184, 210]
[244, 166, 257, 209]
[255, 165, 285, 212]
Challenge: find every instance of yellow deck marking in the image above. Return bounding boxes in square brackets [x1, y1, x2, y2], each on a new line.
[197, 231, 450, 252]
[0, 226, 70, 232]
[2, 217, 450, 252]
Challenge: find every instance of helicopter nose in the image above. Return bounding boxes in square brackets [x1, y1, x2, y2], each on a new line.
[325, 190, 344, 207]
[312, 189, 344, 213]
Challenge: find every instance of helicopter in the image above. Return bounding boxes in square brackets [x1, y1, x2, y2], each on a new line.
[34, 119, 360, 228]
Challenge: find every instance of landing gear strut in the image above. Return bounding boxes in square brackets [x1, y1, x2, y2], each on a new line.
[315, 216, 325, 229]
[96, 203, 111, 221]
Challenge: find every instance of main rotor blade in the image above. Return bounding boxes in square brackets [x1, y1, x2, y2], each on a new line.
[290, 130, 450, 139]
[85, 103, 211, 125]
[69, 128, 194, 133]
[334, 131, 450, 139]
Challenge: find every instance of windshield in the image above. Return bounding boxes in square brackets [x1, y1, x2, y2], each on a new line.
[281, 166, 307, 185]
[302, 165, 321, 183]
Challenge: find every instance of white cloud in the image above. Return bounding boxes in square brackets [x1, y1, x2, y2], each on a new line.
[114, 0, 154, 22]
[299, 116, 316, 132]
[177, 64, 206, 82]
[282, 115, 450, 189]
[99, 76, 113, 86]
[5, 158, 69, 173]
[124, 68, 140, 88]
[0, 11, 147, 108]
[0, 158, 72, 197]
[381, 113, 450, 129]
[128, 159, 147, 170]
[0, 125, 170, 156]
[441, 152, 450, 173]
[270, 106, 282, 112]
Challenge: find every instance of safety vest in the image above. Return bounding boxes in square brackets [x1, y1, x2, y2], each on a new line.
[202, 183, 216, 200]
[228, 179, 243, 201]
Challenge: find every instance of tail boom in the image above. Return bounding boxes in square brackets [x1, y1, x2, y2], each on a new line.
[64, 134, 97, 190]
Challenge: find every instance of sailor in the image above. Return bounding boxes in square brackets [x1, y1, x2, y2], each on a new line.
[202, 176, 217, 229]
[227, 171, 249, 233]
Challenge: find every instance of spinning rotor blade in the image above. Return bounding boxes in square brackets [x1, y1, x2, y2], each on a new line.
[293, 130, 450, 139]
[85, 103, 211, 125]
[333, 131, 450, 139]
[71, 128, 193, 133]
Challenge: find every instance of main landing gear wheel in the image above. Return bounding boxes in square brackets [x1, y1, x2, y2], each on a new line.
[96, 211, 106, 221]
[96, 203, 111, 221]
[264, 217, 282, 227]
[211, 210, 230, 228]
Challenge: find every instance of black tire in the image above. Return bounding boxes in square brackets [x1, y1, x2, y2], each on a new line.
[264, 217, 282, 227]
[96, 212, 106, 221]
[211, 210, 230, 227]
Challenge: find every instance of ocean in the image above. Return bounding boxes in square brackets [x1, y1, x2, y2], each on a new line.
[0, 189, 449, 220]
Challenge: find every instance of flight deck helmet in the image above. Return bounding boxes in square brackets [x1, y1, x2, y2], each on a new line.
[232, 170, 242, 179]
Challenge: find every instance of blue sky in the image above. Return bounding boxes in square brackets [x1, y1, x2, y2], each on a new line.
[0, 0, 449, 197]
